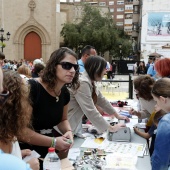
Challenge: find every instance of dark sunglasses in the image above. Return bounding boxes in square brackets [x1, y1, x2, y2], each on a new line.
[57, 62, 79, 71]
[0, 90, 9, 105]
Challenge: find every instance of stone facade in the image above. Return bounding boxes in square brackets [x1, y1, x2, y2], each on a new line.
[0, 0, 60, 62]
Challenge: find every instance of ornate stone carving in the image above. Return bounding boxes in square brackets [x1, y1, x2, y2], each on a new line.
[28, 0, 36, 11]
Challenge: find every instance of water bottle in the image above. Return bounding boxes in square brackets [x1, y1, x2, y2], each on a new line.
[43, 147, 61, 170]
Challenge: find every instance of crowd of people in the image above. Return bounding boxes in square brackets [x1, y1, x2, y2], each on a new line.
[0, 47, 170, 170]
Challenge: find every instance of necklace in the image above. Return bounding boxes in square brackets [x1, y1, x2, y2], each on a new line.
[54, 89, 61, 102]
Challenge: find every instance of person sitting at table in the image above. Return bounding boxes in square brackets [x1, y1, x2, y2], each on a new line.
[68, 56, 129, 134]
[133, 104, 166, 156]
[0, 66, 31, 170]
[0, 68, 39, 170]
[130, 75, 157, 153]
[151, 78, 170, 170]
[130, 75, 156, 122]
[0, 70, 39, 170]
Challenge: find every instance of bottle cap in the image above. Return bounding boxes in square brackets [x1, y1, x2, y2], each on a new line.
[48, 147, 55, 152]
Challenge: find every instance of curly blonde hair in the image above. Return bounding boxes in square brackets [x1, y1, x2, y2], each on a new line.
[0, 70, 32, 143]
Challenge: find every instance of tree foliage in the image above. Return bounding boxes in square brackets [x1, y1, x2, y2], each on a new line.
[61, 4, 132, 58]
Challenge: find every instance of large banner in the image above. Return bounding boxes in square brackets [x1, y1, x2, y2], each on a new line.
[147, 12, 170, 40]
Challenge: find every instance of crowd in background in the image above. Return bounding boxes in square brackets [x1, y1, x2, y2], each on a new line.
[0, 48, 170, 170]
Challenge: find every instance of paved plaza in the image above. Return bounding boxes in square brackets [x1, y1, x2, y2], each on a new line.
[100, 74, 137, 101]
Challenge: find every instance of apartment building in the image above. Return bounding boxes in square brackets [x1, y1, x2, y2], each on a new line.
[60, 0, 141, 56]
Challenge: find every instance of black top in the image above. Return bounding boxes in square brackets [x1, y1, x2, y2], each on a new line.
[28, 79, 70, 130]
[137, 66, 147, 75]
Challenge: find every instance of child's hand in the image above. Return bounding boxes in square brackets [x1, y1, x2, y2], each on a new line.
[27, 158, 40, 170]
[133, 127, 139, 133]
[21, 149, 31, 158]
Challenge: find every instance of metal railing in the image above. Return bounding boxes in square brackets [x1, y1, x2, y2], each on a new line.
[101, 73, 133, 99]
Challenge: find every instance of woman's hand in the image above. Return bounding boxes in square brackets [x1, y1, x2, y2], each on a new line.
[27, 158, 40, 170]
[55, 136, 72, 151]
[63, 131, 74, 147]
[108, 123, 126, 133]
[117, 114, 130, 122]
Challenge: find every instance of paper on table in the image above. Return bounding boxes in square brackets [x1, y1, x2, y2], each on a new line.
[132, 115, 138, 119]
[68, 148, 81, 161]
[80, 137, 108, 149]
[23, 150, 40, 162]
[134, 123, 146, 129]
[105, 153, 138, 170]
[126, 118, 138, 129]
[103, 141, 146, 157]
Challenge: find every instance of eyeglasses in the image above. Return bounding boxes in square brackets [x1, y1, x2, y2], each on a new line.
[57, 62, 79, 71]
[0, 90, 9, 105]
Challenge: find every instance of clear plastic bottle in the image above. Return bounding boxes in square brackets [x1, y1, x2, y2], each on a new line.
[43, 147, 61, 170]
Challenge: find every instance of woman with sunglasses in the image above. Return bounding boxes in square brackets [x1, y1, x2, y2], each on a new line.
[0, 70, 39, 170]
[68, 56, 129, 135]
[151, 78, 170, 170]
[19, 47, 79, 169]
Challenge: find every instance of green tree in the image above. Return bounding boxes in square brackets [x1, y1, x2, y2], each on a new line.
[61, 4, 132, 58]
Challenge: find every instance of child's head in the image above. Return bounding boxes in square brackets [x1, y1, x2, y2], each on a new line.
[152, 78, 170, 113]
[0, 70, 32, 143]
[153, 109, 166, 126]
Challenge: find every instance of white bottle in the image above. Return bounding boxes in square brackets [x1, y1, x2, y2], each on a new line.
[43, 147, 61, 170]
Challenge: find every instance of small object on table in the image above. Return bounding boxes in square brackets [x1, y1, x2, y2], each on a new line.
[84, 149, 92, 155]
[67, 139, 72, 144]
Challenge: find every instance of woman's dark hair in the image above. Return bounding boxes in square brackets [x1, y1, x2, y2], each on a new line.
[81, 45, 95, 56]
[42, 47, 79, 90]
[152, 78, 170, 98]
[133, 75, 155, 100]
[33, 63, 45, 74]
[84, 56, 107, 81]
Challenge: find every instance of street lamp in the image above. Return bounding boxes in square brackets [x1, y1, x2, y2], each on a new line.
[0, 28, 10, 52]
[119, 43, 122, 60]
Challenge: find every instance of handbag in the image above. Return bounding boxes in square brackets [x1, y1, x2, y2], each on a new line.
[107, 127, 131, 142]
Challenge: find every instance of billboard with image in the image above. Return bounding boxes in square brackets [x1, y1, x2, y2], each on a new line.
[147, 12, 170, 40]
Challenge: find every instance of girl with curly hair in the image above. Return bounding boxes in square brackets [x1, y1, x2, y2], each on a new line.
[130, 75, 156, 119]
[0, 70, 39, 170]
[0, 70, 32, 147]
[20, 47, 80, 169]
[130, 75, 157, 155]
